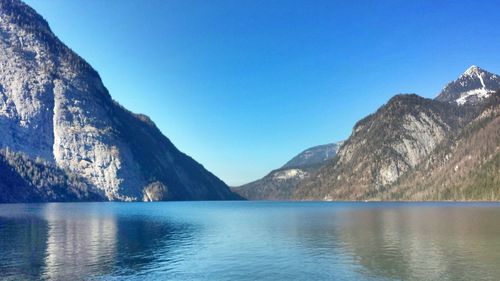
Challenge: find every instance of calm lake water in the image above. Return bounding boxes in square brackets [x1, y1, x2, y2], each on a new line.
[1, 202, 500, 281]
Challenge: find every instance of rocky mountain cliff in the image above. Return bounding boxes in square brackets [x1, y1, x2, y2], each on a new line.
[0, 0, 239, 202]
[232, 142, 343, 200]
[379, 92, 499, 200]
[294, 67, 499, 201]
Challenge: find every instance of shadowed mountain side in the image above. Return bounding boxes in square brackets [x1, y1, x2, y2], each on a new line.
[0, 148, 103, 202]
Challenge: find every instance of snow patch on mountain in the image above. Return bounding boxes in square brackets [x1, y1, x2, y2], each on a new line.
[436, 65, 500, 105]
[456, 88, 492, 105]
[272, 169, 308, 180]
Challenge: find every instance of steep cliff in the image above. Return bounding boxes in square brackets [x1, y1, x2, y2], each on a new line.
[380, 91, 499, 200]
[294, 95, 481, 200]
[0, 0, 239, 202]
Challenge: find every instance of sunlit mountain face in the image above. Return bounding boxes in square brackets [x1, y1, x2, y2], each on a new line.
[0, 0, 239, 202]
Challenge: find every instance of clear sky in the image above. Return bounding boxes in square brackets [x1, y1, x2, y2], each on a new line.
[25, 0, 500, 186]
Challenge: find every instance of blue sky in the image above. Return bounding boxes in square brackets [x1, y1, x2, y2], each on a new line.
[25, 0, 500, 186]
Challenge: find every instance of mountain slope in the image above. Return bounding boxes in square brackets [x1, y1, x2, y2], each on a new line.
[282, 142, 343, 169]
[0, 0, 239, 202]
[294, 94, 481, 200]
[0, 148, 103, 202]
[380, 91, 499, 200]
[436, 65, 500, 105]
[294, 67, 499, 201]
[233, 142, 343, 200]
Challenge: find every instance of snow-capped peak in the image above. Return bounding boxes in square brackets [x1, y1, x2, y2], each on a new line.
[436, 65, 500, 105]
[463, 65, 482, 76]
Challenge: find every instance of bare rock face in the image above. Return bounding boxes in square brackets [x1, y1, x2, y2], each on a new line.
[292, 65, 500, 201]
[143, 182, 168, 202]
[294, 94, 482, 200]
[380, 91, 500, 200]
[0, 0, 239, 202]
[0, 1, 56, 162]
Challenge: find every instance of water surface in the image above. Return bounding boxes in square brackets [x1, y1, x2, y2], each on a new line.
[1, 202, 499, 280]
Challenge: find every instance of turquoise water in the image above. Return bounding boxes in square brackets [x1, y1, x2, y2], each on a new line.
[1, 202, 500, 280]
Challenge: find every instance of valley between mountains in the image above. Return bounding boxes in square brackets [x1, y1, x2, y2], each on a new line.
[0, 0, 498, 202]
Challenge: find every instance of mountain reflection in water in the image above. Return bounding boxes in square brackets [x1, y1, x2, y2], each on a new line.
[0, 202, 499, 281]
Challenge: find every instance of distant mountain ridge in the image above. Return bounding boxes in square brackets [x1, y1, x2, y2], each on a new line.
[282, 142, 344, 169]
[0, 0, 239, 202]
[232, 142, 343, 200]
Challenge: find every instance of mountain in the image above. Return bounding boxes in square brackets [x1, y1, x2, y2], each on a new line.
[379, 92, 499, 200]
[282, 142, 344, 169]
[232, 142, 343, 200]
[294, 94, 483, 200]
[436, 65, 500, 105]
[294, 67, 499, 201]
[0, 0, 239, 202]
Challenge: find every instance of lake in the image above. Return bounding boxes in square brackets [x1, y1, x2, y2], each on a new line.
[1, 202, 499, 280]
